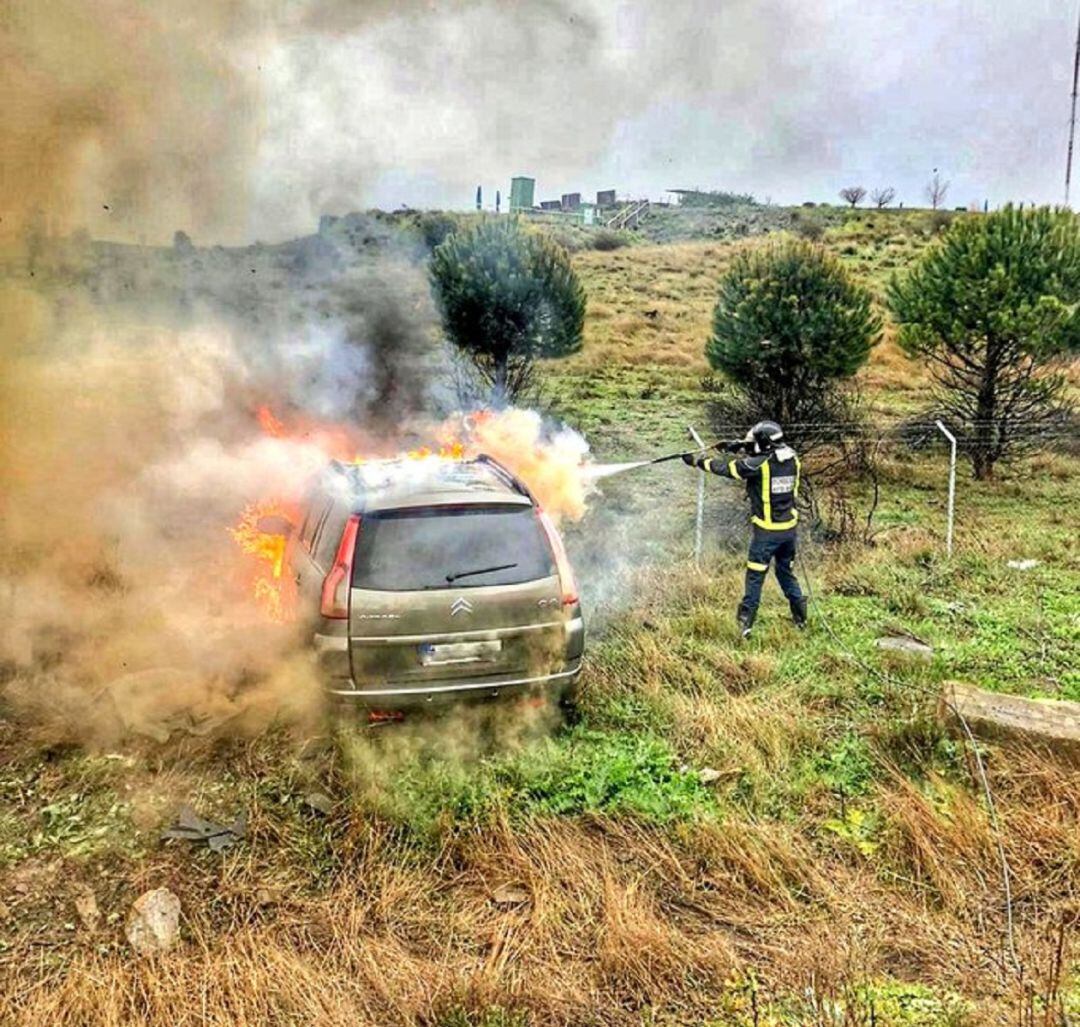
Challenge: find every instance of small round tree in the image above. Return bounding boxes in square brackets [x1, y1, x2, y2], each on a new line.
[706, 241, 881, 445]
[888, 205, 1080, 479]
[430, 219, 585, 402]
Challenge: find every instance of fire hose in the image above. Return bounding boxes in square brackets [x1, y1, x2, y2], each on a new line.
[648, 438, 745, 464]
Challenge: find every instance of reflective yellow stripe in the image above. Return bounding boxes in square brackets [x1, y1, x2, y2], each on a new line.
[794, 455, 801, 498]
[761, 459, 772, 524]
[728, 459, 741, 479]
[746, 561, 769, 572]
[752, 514, 799, 531]
[702, 458, 714, 472]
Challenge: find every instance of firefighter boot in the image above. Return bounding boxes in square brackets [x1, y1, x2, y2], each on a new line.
[790, 596, 809, 630]
[736, 604, 756, 639]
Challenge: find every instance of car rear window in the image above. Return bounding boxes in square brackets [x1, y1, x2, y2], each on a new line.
[352, 505, 556, 591]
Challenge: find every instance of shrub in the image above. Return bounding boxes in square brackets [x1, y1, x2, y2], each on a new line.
[430, 218, 585, 401]
[544, 225, 585, 253]
[590, 228, 630, 251]
[793, 217, 824, 241]
[415, 211, 461, 250]
[888, 205, 1080, 478]
[676, 189, 756, 207]
[927, 209, 954, 234]
[705, 240, 880, 448]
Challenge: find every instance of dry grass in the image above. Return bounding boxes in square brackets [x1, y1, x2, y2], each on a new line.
[5, 464, 1071, 1025]
[4, 757, 1075, 1026]
[570, 242, 728, 371]
[569, 238, 932, 400]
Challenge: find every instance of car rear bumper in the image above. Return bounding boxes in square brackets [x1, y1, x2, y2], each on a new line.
[325, 661, 582, 708]
[314, 618, 584, 708]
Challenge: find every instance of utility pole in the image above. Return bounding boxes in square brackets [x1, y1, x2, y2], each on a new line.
[1066, 4, 1080, 206]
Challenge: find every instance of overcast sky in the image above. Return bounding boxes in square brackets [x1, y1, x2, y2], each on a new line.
[239, 0, 1075, 237]
[8, 0, 1075, 244]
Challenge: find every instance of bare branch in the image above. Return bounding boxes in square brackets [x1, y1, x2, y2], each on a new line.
[925, 170, 950, 210]
[839, 186, 867, 208]
[870, 186, 896, 209]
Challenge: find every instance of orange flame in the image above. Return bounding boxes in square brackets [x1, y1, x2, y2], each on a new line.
[229, 500, 295, 622]
[256, 405, 287, 438]
[229, 403, 585, 622]
[404, 441, 465, 461]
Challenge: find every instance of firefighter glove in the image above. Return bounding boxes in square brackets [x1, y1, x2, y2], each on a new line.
[681, 452, 697, 466]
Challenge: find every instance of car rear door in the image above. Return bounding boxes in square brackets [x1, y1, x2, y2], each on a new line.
[347, 504, 569, 686]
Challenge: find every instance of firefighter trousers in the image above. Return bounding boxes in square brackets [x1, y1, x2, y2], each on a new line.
[739, 527, 803, 619]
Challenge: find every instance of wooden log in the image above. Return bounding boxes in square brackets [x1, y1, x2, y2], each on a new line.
[940, 681, 1080, 754]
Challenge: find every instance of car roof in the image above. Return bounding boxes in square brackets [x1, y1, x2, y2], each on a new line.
[322, 455, 535, 514]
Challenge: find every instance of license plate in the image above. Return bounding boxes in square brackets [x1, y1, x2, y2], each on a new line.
[418, 641, 502, 666]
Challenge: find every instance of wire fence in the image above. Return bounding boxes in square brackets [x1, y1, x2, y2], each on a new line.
[704, 418, 1080, 446]
[680, 415, 1079, 566]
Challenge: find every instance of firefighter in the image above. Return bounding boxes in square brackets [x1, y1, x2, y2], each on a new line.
[682, 420, 807, 637]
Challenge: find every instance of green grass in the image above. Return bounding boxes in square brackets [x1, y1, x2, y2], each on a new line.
[542, 362, 707, 456]
[0, 753, 146, 867]
[338, 723, 719, 837]
[707, 975, 973, 1026]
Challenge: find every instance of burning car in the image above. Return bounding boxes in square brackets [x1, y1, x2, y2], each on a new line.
[263, 454, 584, 709]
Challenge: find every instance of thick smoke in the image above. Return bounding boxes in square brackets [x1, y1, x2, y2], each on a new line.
[0, 318, 342, 742]
[0, 0, 699, 746]
[1, 0, 266, 245]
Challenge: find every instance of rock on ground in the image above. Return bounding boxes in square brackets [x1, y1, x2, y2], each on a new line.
[125, 887, 181, 954]
[941, 682, 1080, 754]
[875, 636, 933, 662]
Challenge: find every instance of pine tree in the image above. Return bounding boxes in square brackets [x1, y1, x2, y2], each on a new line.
[430, 219, 585, 401]
[707, 241, 880, 440]
[888, 206, 1080, 478]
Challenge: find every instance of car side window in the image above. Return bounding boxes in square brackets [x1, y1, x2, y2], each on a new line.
[297, 491, 325, 552]
[314, 503, 349, 569]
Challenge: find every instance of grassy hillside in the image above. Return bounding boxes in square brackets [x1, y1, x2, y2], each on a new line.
[2, 212, 1079, 1025]
[545, 210, 943, 454]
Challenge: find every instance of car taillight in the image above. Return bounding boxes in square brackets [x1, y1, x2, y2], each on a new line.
[537, 509, 578, 607]
[320, 514, 361, 619]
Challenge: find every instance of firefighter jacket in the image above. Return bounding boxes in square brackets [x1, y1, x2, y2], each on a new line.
[693, 445, 801, 532]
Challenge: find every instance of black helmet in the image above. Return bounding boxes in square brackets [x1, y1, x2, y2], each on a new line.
[745, 420, 784, 455]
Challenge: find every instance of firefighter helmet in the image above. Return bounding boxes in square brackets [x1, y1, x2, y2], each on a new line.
[745, 420, 784, 455]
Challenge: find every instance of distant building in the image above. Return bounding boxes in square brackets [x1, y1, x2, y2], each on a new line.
[510, 177, 535, 212]
[510, 176, 617, 222]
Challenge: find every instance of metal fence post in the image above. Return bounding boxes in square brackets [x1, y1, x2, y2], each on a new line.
[935, 420, 957, 558]
[687, 426, 706, 566]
